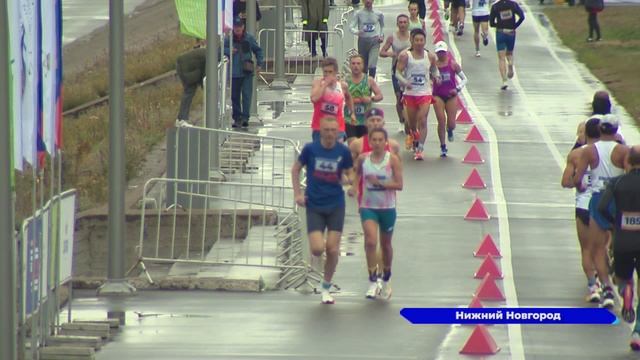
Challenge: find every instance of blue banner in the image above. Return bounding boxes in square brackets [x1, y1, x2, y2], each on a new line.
[400, 308, 618, 325]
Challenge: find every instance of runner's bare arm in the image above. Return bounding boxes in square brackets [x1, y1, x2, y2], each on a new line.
[369, 77, 384, 102]
[379, 35, 395, 58]
[561, 150, 578, 189]
[573, 146, 592, 190]
[291, 161, 306, 206]
[310, 78, 327, 103]
[348, 156, 364, 197]
[394, 51, 410, 88]
[342, 81, 357, 122]
[428, 52, 441, 83]
[389, 139, 402, 160]
[349, 139, 363, 183]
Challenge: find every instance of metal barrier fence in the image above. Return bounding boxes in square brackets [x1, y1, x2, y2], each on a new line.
[134, 179, 319, 289]
[258, 28, 345, 78]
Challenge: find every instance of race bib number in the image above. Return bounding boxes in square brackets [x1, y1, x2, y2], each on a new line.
[411, 74, 427, 86]
[321, 101, 339, 115]
[621, 212, 640, 231]
[354, 104, 367, 115]
[363, 23, 376, 32]
[499, 10, 513, 20]
[441, 72, 452, 83]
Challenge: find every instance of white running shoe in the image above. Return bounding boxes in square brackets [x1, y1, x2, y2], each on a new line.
[380, 281, 392, 300]
[586, 284, 601, 303]
[366, 281, 381, 299]
[321, 289, 335, 304]
[475, 51, 481, 57]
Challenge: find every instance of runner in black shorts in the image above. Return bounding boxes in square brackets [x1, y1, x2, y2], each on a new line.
[561, 119, 601, 303]
[451, 0, 467, 36]
[291, 116, 354, 304]
[598, 145, 640, 349]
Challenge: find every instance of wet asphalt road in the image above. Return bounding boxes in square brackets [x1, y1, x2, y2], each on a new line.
[65, 0, 640, 359]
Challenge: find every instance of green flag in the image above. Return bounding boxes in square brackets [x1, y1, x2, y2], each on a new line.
[175, 0, 207, 39]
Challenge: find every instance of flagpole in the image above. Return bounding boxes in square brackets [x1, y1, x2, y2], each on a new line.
[0, 0, 18, 358]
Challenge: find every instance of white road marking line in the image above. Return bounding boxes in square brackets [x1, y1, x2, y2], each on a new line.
[434, 11, 526, 360]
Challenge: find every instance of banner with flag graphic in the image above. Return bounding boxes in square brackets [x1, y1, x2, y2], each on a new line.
[41, 0, 63, 158]
[8, 0, 24, 172]
[175, 0, 233, 39]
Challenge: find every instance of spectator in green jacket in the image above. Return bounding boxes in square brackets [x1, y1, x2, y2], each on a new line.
[176, 42, 207, 124]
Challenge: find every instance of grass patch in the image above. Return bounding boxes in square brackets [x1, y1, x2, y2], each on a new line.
[63, 31, 196, 111]
[544, 6, 640, 123]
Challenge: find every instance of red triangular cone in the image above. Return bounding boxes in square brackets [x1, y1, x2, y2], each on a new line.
[465, 197, 490, 221]
[433, 27, 443, 38]
[474, 255, 504, 279]
[430, 1, 440, 10]
[462, 145, 484, 164]
[456, 107, 473, 124]
[474, 234, 502, 258]
[464, 125, 485, 143]
[433, 33, 444, 44]
[457, 96, 466, 108]
[468, 295, 484, 308]
[459, 325, 501, 355]
[429, 10, 439, 20]
[474, 273, 505, 301]
[462, 168, 487, 189]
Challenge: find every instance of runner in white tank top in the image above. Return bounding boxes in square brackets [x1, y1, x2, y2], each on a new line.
[561, 119, 601, 303]
[352, 128, 403, 300]
[471, 0, 491, 56]
[380, 14, 411, 133]
[394, 29, 439, 161]
[573, 114, 630, 309]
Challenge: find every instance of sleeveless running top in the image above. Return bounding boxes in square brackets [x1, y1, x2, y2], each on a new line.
[471, 0, 490, 17]
[391, 32, 411, 71]
[344, 75, 371, 125]
[361, 151, 396, 209]
[403, 50, 432, 97]
[408, 17, 423, 31]
[432, 54, 457, 98]
[358, 136, 392, 206]
[591, 141, 624, 192]
[312, 82, 346, 132]
[576, 145, 593, 210]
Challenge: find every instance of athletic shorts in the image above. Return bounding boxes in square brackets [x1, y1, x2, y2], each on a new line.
[403, 95, 433, 108]
[434, 93, 457, 103]
[345, 124, 368, 139]
[588, 192, 614, 231]
[496, 31, 516, 52]
[360, 208, 397, 233]
[613, 250, 640, 280]
[312, 130, 347, 143]
[472, 15, 490, 23]
[306, 206, 346, 233]
[575, 208, 590, 226]
[451, 0, 466, 8]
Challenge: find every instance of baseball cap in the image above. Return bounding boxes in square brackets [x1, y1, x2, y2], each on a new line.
[233, 16, 244, 27]
[601, 114, 619, 128]
[365, 107, 384, 119]
[434, 41, 448, 53]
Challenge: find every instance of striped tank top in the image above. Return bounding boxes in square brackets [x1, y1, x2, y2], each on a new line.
[361, 151, 396, 209]
[344, 75, 371, 125]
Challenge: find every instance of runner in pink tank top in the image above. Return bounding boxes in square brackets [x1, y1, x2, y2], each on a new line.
[310, 57, 355, 142]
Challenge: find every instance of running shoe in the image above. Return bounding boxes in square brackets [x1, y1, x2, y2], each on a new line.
[622, 281, 635, 323]
[366, 281, 381, 299]
[380, 281, 392, 300]
[448, 128, 454, 142]
[586, 37, 594, 42]
[405, 134, 414, 150]
[601, 286, 615, 308]
[457, 22, 464, 36]
[440, 145, 448, 158]
[507, 64, 514, 79]
[631, 332, 640, 351]
[475, 51, 481, 58]
[586, 284, 601, 303]
[414, 149, 424, 161]
[482, 34, 489, 46]
[321, 289, 335, 304]
[500, 81, 508, 91]
[398, 124, 405, 133]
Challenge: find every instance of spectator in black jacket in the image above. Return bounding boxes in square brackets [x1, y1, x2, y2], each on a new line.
[584, 0, 603, 42]
[176, 42, 207, 124]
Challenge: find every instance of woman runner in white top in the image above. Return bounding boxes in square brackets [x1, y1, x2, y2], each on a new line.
[380, 14, 411, 133]
[353, 128, 403, 300]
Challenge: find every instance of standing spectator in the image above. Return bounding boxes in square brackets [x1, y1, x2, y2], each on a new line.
[224, 17, 264, 128]
[349, 0, 385, 78]
[175, 42, 206, 125]
[233, 0, 262, 26]
[300, 0, 330, 58]
[584, 0, 603, 42]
